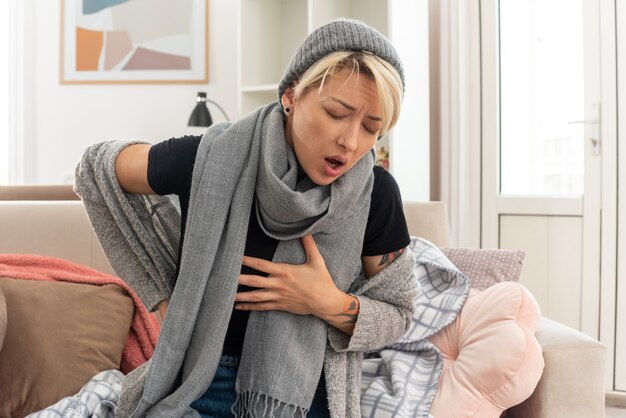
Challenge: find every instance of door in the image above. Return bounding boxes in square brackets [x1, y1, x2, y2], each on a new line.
[481, 0, 604, 331]
[481, 0, 619, 391]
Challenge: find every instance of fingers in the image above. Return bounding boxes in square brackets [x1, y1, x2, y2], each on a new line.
[234, 302, 277, 311]
[244, 235, 323, 271]
[239, 273, 275, 288]
[234, 289, 276, 304]
[242, 255, 282, 274]
[157, 299, 169, 322]
[235, 275, 281, 311]
[301, 235, 322, 263]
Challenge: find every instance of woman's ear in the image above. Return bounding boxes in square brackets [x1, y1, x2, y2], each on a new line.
[281, 87, 296, 109]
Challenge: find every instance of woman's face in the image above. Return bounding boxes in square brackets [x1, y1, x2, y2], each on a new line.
[282, 68, 382, 186]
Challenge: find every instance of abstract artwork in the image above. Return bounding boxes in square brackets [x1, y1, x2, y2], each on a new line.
[61, 0, 208, 83]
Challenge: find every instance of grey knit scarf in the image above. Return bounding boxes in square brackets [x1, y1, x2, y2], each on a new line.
[77, 102, 375, 417]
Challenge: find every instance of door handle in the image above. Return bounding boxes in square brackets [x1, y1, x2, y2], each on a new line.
[567, 102, 601, 156]
[567, 119, 597, 125]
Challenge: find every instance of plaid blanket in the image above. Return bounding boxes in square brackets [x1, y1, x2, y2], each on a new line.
[360, 237, 470, 417]
[26, 370, 123, 418]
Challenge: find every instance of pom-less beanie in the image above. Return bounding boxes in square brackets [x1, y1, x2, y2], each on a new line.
[277, 18, 405, 103]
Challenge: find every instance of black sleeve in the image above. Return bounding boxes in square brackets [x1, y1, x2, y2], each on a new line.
[147, 135, 202, 196]
[361, 166, 411, 256]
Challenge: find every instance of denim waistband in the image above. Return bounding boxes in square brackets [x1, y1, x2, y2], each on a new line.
[219, 353, 241, 367]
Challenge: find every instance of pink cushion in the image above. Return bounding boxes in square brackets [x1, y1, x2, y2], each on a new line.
[427, 282, 544, 418]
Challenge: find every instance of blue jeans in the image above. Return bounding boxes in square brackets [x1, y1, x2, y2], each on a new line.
[191, 354, 331, 418]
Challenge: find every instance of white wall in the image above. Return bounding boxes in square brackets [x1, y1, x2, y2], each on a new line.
[20, 0, 239, 184]
[18, 0, 430, 196]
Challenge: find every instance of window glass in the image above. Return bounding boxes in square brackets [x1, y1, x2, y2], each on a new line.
[499, 0, 584, 196]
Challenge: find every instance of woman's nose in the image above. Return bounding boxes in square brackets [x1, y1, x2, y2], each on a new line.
[338, 124, 359, 152]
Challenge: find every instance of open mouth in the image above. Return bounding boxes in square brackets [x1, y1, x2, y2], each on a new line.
[325, 158, 345, 169]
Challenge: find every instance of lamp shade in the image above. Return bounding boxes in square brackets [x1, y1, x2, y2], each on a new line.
[188, 92, 213, 127]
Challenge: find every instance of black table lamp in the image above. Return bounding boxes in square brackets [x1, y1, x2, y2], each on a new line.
[187, 92, 230, 127]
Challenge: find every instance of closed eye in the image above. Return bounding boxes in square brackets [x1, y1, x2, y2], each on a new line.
[326, 110, 346, 120]
[326, 108, 379, 134]
[363, 125, 378, 135]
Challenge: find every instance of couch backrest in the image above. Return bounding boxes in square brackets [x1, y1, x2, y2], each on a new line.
[0, 200, 116, 275]
[402, 201, 451, 248]
[0, 186, 452, 274]
[0, 185, 80, 201]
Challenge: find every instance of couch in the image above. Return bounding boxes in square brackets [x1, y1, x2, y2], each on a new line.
[0, 185, 607, 417]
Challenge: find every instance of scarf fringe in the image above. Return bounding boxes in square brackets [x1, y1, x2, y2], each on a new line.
[232, 391, 310, 418]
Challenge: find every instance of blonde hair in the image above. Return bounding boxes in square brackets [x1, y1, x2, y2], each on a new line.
[291, 51, 403, 136]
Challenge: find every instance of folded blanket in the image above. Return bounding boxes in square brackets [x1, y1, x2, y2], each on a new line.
[360, 237, 469, 417]
[0, 254, 160, 373]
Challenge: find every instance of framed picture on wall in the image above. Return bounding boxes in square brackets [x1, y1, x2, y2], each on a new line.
[60, 0, 209, 84]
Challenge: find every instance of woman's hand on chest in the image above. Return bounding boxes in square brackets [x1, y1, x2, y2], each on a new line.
[235, 235, 347, 318]
[235, 235, 360, 335]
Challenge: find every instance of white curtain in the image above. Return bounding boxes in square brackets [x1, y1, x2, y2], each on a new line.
[433, 0, 481, 248]
[6, 0, 28, 184]
[0, 0, 10, 184]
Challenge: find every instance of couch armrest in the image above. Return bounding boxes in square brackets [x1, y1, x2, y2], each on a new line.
[507, 317, 606, 418]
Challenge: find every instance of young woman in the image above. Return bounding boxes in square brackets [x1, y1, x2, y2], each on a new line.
[88, 19, 417, 418]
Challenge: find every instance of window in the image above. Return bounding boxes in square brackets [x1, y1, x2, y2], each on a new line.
[499, 0, 585, 196]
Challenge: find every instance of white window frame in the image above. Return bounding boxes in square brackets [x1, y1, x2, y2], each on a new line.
[613, 0, 626, 395]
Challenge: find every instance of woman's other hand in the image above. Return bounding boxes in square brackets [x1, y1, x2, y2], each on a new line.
[156, 299, 169, 323]
[236, 235, 359, 334]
